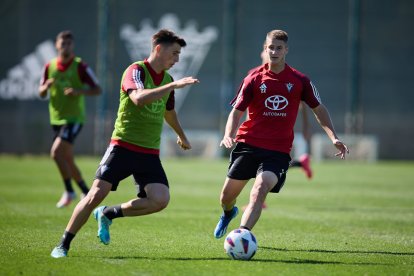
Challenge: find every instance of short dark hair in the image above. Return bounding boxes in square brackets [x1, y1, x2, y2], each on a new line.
[56, 30, 74, 41]
[266, 30, 288, 43]
[152, 29, 186, 49]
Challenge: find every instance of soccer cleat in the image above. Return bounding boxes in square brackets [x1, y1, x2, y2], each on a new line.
[214, 206, 239, 239]
[56, 192, 76, 208]
[299, 153, 313, 179]
[51, 245, 68, 258]
[93, 206, 112, 245]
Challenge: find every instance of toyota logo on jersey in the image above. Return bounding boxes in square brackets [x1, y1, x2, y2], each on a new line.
[265, 95, 288, 111]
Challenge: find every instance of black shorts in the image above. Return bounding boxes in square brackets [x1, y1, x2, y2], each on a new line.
[227, 142, 291, 193]
[95, 145, 169, 198]
[52, 123, 83, 144]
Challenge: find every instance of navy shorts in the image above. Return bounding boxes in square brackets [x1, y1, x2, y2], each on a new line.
[227, 142, 291, 193]
[95, 145, 169, 198]
[52, 123, 83, 144]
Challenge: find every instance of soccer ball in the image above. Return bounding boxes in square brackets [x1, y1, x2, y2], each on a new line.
[224, 228, 257, 260]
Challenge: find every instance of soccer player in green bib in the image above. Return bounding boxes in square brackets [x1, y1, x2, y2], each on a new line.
[51, 29, 199, 258]
[39, 30, 101, 208]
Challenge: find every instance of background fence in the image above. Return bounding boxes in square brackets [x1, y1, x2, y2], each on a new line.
[0, 0, 413, 159]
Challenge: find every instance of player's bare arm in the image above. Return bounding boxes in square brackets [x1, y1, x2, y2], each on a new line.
[38, 78, 55, 98]
[300, 102, 311, 143]
[173, 76, 199, 88]
[312, 104, 349, 159]
[128, 76, 199, 107]
[63, 86, 102, 96]
[220, 108, 244, 149]
[164, 109, 191, 150]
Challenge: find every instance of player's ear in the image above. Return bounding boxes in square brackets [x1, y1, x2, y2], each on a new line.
[154, 44, 161, 54]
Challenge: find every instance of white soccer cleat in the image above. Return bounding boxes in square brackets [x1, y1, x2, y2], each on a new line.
[56, 192, 76, 208]
[51, 245, 68, 258]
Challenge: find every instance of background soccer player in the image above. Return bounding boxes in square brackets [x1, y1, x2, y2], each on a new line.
[39, 30, 101, 208]
[51, 29, 199, 258]
[214, 29, 349, 239]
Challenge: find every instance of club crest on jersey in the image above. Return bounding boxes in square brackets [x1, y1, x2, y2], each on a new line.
[286, 82, 293, 92]
[259, 83, 267, 93]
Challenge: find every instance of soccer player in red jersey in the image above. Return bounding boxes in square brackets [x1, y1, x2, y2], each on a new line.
[214, 29, 349, 238]
[258, 45, 313, 181]
[241, 47, 313, 212]
[39, 31, 101, 208]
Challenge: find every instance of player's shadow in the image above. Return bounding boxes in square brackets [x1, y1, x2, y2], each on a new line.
[100, 246, 413, 265]
[167, 257, 346, 265]
[260, 246, 414, 256]
[104, 255, 385, 266]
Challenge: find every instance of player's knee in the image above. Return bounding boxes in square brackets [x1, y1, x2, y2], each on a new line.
[151, 193, 170, 212]
[152, 199, 169, 212]
[260, 171, 278, 185]
[145, 184, 170, 212]
[251, 180, 274, 202]
[253, 172, 278, 197]
[50, 146, 63, 161]
[83, 181, 111, 208]
[81, 191, 102, 209]
[50, 148, 57, 160]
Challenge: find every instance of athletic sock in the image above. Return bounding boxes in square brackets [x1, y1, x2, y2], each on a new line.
[103, 205, 124, 220]
[64, 179, 74, 193]
[60, 231, 75, 250]
[224, 207, 235, 217]
[76, 180, 89, 194]
[290, 160, 302, 167]
[240, 226, 251, 231]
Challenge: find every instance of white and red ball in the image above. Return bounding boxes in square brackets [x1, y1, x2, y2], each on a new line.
[224, 228, 257, 260]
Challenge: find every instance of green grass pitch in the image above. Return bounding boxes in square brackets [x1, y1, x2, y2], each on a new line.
[0, 155, 413, 275]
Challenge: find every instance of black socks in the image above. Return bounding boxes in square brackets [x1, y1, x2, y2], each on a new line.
[76, 180, 89, 194]
[60, 231, 75, 250]
[103, 205, 124, 220]
[224, 208, 234, 217]
[63, 179, 74, 193]
[290, 160, 302, 167]
[240, 226, 251, 231]
[64, 179, 89, 194]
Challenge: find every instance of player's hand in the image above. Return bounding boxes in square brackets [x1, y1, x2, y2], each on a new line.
[39, 78, 55, 98]
[220, 136, 235, 149]
[177, 136, 191, 150]
[174, 77, 199, 89]
[64, 87, 80, 96]
[333, 139, 349, 159]
[45, 78, 55, 88]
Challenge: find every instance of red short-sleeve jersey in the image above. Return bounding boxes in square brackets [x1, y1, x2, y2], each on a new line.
[231, 63, 321, 154]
